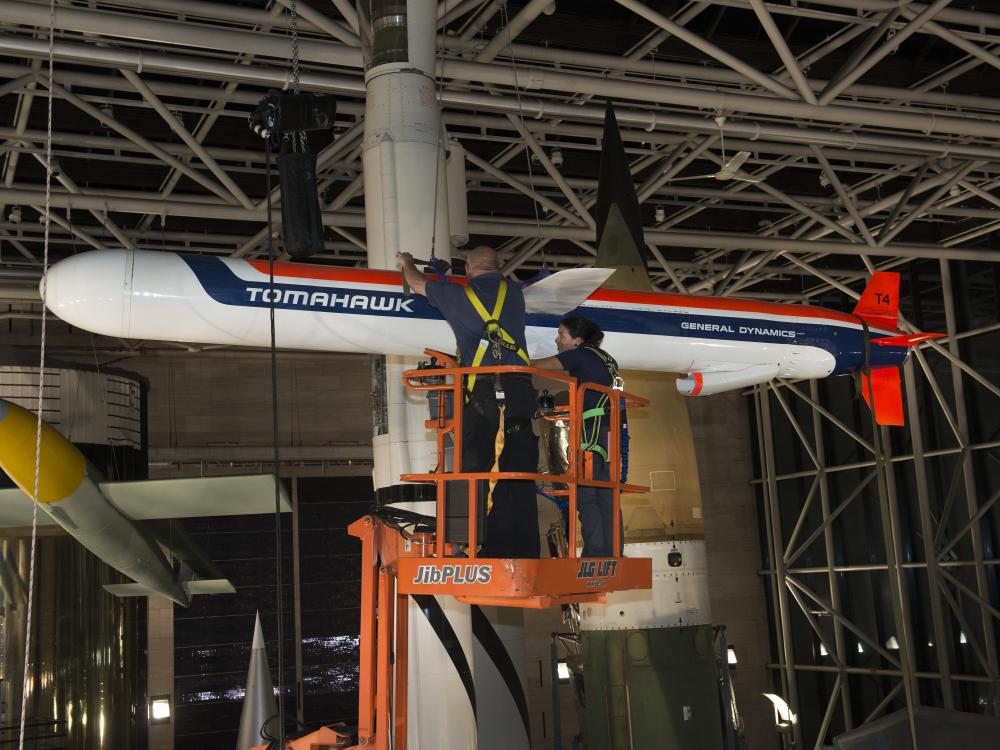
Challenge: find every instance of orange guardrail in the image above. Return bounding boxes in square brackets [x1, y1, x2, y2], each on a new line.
[400, 349, 649, 559]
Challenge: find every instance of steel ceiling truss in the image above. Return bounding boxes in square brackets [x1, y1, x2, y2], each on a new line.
[0, 0, 997, 286]
[0, 9, 995, 301]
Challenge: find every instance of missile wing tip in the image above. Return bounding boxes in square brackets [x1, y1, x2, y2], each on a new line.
[182, 578, 236, 596]
[860, 368, 905, 427]
[871, 332, 946, 347]
[103, 578, 236, 600]
[103, 582, 166, 599]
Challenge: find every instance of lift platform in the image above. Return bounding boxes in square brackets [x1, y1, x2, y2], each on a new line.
[263, 354, 653, 749]
[376, 350, 652, 605]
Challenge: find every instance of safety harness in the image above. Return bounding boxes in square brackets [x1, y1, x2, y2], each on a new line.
[462, 281, 530, 393]
[579, 346, 624, 463]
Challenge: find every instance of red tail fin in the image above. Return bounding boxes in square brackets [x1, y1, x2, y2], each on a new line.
[853, 272, 899, 329]
[861, 368, 905, 426]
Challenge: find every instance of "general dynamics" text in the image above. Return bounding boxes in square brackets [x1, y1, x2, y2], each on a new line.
[681, 321, 796, 339]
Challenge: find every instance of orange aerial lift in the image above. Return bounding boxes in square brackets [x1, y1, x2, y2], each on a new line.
[257, 353, 653, 750]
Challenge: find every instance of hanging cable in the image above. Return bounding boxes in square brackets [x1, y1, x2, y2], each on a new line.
[246, 6, 337, 732]
[499, 3, 546, 269]
[427, 100, 443, 267]
[19, 2, 55, 749]
[264, 132, 286, 749]
[430, 34, 452, 273]
[262, 0, 308, 743]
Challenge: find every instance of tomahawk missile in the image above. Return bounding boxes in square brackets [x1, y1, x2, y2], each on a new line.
[43, 248, 939, 425]
[0, 398, 290, 605]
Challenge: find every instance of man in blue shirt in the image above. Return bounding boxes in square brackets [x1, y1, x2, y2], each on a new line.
[397, 246, 540, 558]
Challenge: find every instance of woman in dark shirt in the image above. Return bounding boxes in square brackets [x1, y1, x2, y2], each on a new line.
[535, 316, 623, 557]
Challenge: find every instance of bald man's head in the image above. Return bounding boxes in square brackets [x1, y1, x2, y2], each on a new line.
[465, 245, 500, 278]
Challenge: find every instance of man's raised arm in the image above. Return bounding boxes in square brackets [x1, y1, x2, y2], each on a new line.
[395, 252, 427, 296]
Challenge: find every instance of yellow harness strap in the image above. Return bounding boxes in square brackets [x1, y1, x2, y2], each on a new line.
[464, 281, 530, 392]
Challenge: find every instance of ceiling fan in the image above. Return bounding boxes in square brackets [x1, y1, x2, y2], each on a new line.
[661, 115, 763, 184]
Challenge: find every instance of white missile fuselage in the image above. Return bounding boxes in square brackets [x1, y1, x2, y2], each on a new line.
[43, 249, 908, 396]
[0, 398, 190, 605]
[0, 395, 289, 605]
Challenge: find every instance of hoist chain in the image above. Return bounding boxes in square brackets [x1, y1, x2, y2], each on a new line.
[285, 0, 305, 153]
[290, 0, 301, 95]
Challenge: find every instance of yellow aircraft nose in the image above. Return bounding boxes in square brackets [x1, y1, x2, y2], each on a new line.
[0, 399, 86, 503]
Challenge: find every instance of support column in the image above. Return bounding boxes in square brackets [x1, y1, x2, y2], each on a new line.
[147, 596, 174, 750]
[809, 379, 855, 730]
[902, 360, 955, 709]
[291, 478, 304, 723]
[939, 259, 998, 706]
[877, 424, 921, 735]
[759, 386, 802, 749]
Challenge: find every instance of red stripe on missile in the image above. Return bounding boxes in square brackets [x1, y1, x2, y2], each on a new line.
[246, 260, 411, 286]
[589, 287, 861, 324]
[244, 261, 869, 327]
[689, 372, 704, 396]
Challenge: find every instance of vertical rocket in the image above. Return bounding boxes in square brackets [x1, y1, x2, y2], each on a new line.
[569, 103, 724, 748]
[360, 0, 456, 504]
[358, 3, 478, 749]
[358, 4, 528, 747]
[237, 612, 279, 750]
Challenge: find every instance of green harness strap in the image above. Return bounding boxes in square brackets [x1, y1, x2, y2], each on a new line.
[463, 280, 530, 393]
[579, 346, 623, 461]
[581, 402, 610, 460]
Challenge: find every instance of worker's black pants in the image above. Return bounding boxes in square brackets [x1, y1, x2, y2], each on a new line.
[462, 373, 540, 559]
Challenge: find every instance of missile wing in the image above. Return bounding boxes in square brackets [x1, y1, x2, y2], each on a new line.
[0, 399, 291, 606]
[522, 267, 615, 315]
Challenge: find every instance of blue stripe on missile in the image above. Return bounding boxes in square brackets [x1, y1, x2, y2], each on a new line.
[181, 254, 444, 320]
[181, 255, 906, 374]
[565, 306, 903, 374]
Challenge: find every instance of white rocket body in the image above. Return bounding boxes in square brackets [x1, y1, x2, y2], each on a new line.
[406, 593, 478, 750]
[359, 3, 478, 749]
[359, 0, 454, 494]
[579, 540, 712, 630]
[473, 606, 530, 750]
[362, 70, 452, 270]
[370, 356, 442, 490]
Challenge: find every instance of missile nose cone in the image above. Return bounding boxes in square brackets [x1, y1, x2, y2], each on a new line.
[0, 399, 86, 502]
[251, 611, 265, 649]
[44, 249, 131, 337]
